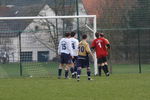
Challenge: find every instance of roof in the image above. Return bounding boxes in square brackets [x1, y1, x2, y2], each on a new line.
[82, 0, 101, 17]
[0, 5, 44, 37]
[0, 0, 47, 37]
[0, 0, 76, 37]
[82, 0, 137, 18]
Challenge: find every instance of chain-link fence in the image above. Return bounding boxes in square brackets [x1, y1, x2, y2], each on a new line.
[97, 29, 150, 74]
[0, 0, 150, 78]
[0, 16, 95, 78]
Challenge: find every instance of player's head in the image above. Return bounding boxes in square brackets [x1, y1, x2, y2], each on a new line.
[65, 32, 70, 37]
[95, 32, 100, 38]
[82, 34, 87, 40]
[100, 33, 104, 37]
[71, 31, 76, 37]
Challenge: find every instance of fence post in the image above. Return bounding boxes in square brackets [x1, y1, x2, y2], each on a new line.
[137, 30, 142, 73]
[19, 31, 22, 76]
[76, 0, 80, 40]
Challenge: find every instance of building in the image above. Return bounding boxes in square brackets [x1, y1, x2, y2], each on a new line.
[0, 0, 90, 62]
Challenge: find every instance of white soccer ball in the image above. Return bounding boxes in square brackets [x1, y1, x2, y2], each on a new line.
[30, 75, 33, 78]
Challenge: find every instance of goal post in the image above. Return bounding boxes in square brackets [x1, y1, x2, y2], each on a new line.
[0, 15, 98, 77]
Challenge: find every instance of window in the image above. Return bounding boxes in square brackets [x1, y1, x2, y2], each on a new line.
[21, 52, 32, 62]
[38, 51, 49, 62]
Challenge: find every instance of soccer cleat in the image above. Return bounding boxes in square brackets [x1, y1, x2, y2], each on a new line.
[77, 78, 80, 82]
[98, 74, 101, 76]
[77, 76, 80, 82]
[106, 73, 110, 77]
[71, 73, 75, 78]
[58, 76, 61, 79]
[74, 73, 77, 79]
[88, 77, 93, 81]
[71, 75, 74, 78]
[74, 72, 77, 79]
[65, 76, 71, 79]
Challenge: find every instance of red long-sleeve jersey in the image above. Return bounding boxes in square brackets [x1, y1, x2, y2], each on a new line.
[91, 37, 110, 58]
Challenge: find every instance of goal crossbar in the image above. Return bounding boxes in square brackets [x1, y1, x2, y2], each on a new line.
[0, 15, 96, 20]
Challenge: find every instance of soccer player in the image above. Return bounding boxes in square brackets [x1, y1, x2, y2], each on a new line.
[70, 32, 79, 78]
[58, 32, 73, 79]
[91, 32, 110, 76]
[76, 34, 94, 81]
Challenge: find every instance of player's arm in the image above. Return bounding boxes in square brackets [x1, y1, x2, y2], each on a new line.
[86, 44, 94, 60]
[106, 44, 111, 59]
[106, 44, 110, 49]
[90, 47, 95, 53]
[89, 51, 94, 60]
[90, 40, 96, 53]
[104, 38, 110, 50]
[105, 39, 111, 59]
[68, 39, 74, 58]
[75, 40, 79, 51]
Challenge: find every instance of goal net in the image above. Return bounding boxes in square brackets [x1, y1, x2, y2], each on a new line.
[0, 15, 97, 78]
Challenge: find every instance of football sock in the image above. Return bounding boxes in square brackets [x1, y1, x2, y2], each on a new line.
[98, 66, 102, 76]
[103, 65, 109, 76]
[70, 67, 74, 74]
[77, 68, 81, 81]
[65, 70, 69, 78]
[77, 69, 81, 76]
[87, 71, 91, 80]
[87, 71, 91, 77]
[74, 66, 77, 73]
[77, 75, 80, 82]
[58, 69, 62, 77]
[102, 65, 106, 74]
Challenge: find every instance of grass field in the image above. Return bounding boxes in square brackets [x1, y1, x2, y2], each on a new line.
[0, 73, 150, 100]
[0, 62, 150, 100]
[0, 62, 150, 78]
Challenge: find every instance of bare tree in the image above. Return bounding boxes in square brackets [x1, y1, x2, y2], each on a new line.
[31, 19, 61, 56]
[26, 2, 76, 56]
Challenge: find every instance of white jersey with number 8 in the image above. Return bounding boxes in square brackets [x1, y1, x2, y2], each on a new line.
[70, 37, 79, 56]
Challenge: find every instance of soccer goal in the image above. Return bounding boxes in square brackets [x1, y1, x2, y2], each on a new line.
[0, 15, 98, 77]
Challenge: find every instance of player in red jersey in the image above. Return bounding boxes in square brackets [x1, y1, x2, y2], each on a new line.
[91, 32, 110, 76]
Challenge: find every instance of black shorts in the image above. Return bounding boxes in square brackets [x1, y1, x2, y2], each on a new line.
[97, 57, 107, 64]
[76, 56, 89, 68]
[60, 53, 72, 64]
[72, 56, 78, 63]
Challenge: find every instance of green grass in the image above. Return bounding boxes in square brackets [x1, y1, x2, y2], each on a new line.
[0, 62, 150, 78]
[0, 73, 150, 100]
[112, 64, 150, 74]
[0, 63, 20, 78]
[22, 62, 58, 77]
